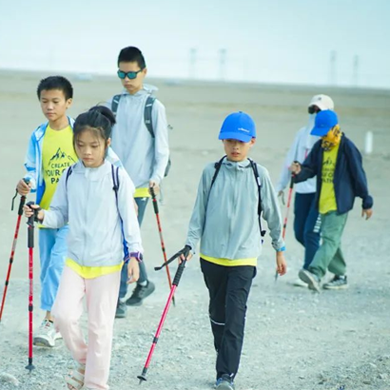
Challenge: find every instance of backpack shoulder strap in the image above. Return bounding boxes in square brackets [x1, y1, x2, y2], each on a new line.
[144, 95, 156, 138]
[111, 94, 122, 116]
[248, 158, 266, 237]
[111, 164, 130, 260]
[111, 164, 120, 201]
[210, 155, 226, 191]
[65, 166, 73, 187]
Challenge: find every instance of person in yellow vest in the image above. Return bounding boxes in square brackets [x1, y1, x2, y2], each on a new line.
[290, 110, 373, 292]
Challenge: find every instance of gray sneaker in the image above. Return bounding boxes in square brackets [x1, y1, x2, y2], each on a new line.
[215, 374, 235, 390]
[323, 275, 348, 290]
[115, 301, 127, 318]
[126, 281, 155, 306]
[33, 319, 62, 347]
[298, 269, 321, 293]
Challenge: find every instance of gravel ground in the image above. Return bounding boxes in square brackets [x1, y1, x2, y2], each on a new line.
[1, 72, 389, 389]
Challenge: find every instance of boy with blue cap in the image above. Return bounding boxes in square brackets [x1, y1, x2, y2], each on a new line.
[290, 110, 373, 292]
[182, 112, 287, 390]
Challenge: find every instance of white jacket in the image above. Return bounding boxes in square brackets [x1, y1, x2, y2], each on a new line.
[42, 160, 143, 267]
[107, 87, 169, 188]
[276, 115, 319, 194]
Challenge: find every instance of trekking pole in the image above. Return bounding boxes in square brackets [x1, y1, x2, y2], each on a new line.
[137, 246, 190, 384]
[26, 201, 38, 372]
[149, 186, 175, 306]
[0, 179, 29, 322]
[282, 176, 294, 240]
[275, 176, 294, 282]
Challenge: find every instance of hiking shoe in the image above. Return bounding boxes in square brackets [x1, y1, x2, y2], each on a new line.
[215, 374, 235, 390]
[126, 281, 155, 306]
[298, 269, 321, 293]
[323, 275, 348, 290]
[292, 277, 308, 288]
[115, 301, 127, 318]
[33, 319, 62, 347]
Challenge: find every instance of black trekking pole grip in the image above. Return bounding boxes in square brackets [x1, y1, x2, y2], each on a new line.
[18, 196, 27, 216]
[27, 215, 35, 249]
[150, 187, 159, 214]
[172, 260, 186, 286]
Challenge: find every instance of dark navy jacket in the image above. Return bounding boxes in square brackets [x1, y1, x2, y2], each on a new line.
[294, 134, 373, 214]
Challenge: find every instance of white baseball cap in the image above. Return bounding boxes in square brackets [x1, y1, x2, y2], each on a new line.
[308, 94, 334, 110]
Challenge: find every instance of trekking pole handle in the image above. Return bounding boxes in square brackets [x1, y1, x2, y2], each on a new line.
[150, 187, 159, 214]
[172, 260, 186, 287]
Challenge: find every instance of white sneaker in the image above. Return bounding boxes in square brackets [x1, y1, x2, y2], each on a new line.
[292, 278, 308, 288]
[33, 319, 62, 347]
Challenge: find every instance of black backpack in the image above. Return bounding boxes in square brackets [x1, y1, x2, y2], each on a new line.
[111, 94, 171, 177]
[209, 156, 266, 238]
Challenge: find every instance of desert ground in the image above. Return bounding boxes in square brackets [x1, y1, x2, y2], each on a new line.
[0, 71, 389, 390]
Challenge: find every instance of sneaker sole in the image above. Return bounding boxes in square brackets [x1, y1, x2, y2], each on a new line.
[323, 284, 349, 290]
[216, 383, 235, 390]
[298, 270, 321, 293]
[292, 279, 308, 288]
[33, 337, 55, 347]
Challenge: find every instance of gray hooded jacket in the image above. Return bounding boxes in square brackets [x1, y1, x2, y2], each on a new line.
[186, 158, 285, 261]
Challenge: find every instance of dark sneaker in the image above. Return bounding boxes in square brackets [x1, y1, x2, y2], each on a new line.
[126, 281, 156, 306]
[323, 275, 348, 290]
[215, 374, 235, 390]
[115, 301, 127, 318]
[299, 269, 321, 293]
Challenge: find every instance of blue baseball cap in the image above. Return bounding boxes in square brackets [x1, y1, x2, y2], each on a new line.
[311, 110, 339, 136]
[219, 111, 256, 142]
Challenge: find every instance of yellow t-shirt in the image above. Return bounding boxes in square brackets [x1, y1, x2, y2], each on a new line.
[40, 125, 77, 210]
[319, 142, 340, 214]
[66, 258, 123, 279]
[201, 254, 257, 267]
[134, 187, 150, 198]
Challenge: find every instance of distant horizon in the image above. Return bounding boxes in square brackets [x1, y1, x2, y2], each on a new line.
[1, 67, 390, 94]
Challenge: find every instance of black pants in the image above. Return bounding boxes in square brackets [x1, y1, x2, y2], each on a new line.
[200, 258, 256, 379]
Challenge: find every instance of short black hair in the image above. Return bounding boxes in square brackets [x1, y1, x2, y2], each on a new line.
[117, 46, 146, 69]
[37, 76, 73, 100]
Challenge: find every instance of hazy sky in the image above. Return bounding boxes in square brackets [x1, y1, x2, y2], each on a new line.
[1, 0, 389, 88]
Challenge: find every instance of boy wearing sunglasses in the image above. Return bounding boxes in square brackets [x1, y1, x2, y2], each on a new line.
[107, 46, 170, 318]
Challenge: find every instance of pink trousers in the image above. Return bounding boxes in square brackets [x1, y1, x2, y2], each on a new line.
[52, 266, 120, 389]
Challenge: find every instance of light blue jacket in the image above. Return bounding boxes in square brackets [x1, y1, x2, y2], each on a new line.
[24, 117, 122, 205]
[186, 159, 285, 261]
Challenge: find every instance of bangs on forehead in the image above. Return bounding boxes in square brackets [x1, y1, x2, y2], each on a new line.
[75, 126, 105, 143]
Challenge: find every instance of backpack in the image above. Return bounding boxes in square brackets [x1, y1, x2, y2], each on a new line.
[111, 94, 171, 177]
[65, 164, 130, 259]
[209, 156, 266, 238]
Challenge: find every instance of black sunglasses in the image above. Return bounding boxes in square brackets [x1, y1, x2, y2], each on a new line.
[117, 69, 143, 80]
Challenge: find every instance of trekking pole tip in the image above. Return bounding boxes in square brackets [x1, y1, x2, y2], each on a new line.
[25, 363, 35, 372]
[137, 374, 147, 385]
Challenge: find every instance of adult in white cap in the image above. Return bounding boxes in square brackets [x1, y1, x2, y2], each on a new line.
[275, 94, 334, 286]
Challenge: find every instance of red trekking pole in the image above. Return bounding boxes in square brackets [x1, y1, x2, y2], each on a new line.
[137, 246, 190, 384]
[26, 201, 37, 372]
[149, 187, 175, 306]
[0, 181, 29, 322]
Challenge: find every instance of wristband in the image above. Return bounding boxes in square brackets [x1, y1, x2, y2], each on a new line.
[125, 251, 143, 263]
